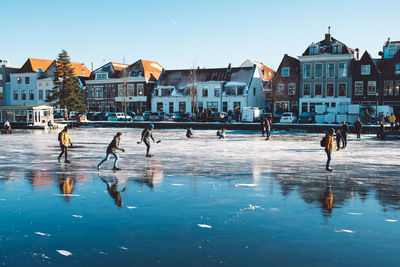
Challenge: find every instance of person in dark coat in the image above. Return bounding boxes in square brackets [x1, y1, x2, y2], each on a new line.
[378, 122, 385, 140]
[138, 124, 158, 157]
[335, 129, 343, 150]
[260, 118, 266, 137]
[341, 121, 349, 148]
[354, 118, 363, 139]
[98, 132, 125, 170]
[265, 119, 272, 140]
[186, 127, 193, 139]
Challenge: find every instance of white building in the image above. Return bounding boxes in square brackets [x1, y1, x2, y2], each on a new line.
[151, 65, 268, 114]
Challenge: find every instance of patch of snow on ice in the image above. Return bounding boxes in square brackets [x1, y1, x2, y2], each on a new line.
[171, 184, 184, 186]
[234, 184, 257, 187]
[127, 206, 137, 209]
[385, 219, 398, 222]
[56, 250, 72, 256]
[348, 213, 362, 215]
[53, 194, 80, 197]
[197, 224, 212, 229]
[269, 208, 279, 212]
[335, 229, 355, 233]
[72, 215, 83, 218]
[119, 246, 128, 250]
[34, 232, 51, 237]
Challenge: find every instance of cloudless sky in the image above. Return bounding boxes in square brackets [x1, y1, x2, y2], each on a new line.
[1, 0, 399, 71]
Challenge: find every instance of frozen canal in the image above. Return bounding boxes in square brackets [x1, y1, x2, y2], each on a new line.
[0, 128, 400, 266]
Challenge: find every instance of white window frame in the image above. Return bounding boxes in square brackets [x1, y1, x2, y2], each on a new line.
[314, 83, 323, 97]
[326, 83, 334, 97]
[303, 83, 311, 97]
[367, 81, 376, 95]
[277, 83, 285, 94]
[338, 62, 347, 78]
[326, 63, 335, 78]
[303, 64, 311, 79]
[338, 82, 347, 97]
[314, 63, 323, 78]
[288, 83, 296, 95]
[354, 81, 363, 96]
[282, 67, 290, 77]
[361, 65, 370, 75]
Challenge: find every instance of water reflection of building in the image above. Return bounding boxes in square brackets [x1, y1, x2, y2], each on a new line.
[25, 170, 53, 190]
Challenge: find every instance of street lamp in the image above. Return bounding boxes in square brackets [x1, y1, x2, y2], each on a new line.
[376, 92, 379, 125]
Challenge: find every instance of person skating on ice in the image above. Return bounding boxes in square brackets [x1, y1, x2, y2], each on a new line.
[98, 132, 125, 171]
[58, 126, 73, 163]
[138, 124, 161, 157]
[186, 127, 193, 139]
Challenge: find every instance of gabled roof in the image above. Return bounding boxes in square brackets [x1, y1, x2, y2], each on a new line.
[110, 62, 129, 71]
[123, 60, 163, 82]
[39, 61, 91, 79]
[302, 34, 353, 56]
[240, 59, 275, 81]
[157, 67, 254, 89]
[18, 58, 54, 73]
[91, 62, 128, 79]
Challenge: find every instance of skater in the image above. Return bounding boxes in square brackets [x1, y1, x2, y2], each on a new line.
[186, 127, 193, 139]
[58, 126, 73, 163]
[98, 132, 125, 170]
[3, 120, 11, 134]
[47, 120, 54, 129]
[265, 118, 271, 140]
[354, 118, 362, 139]
[138, 124, 160, 157]
[389, 113, 396, 130]
[324, 128, 335, 172]
[261, 118, 266, 137]
[341, 121, 349, 148]
[335, 129, 343, 150]
[378, 122, 385, 140]
[217, 128, 226, 139]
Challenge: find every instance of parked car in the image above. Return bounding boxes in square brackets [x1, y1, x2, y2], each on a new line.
[298, 112, 315, 123]
[159, 112, 170, 121]
[107, 113, 132, 121]
[143, 111, 152, 121]
[135, 113, 145, 121]
[149, 112, 161, 121]
[171, 112, 184, 121]
[181, 112, 193, 121]
[127, 111, 136, 120]
[211, 112, 228, 122]
[280, 112, 297, 123]
[54, 111, 64, 119]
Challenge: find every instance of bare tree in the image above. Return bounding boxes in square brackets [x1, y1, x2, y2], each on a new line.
[121, 68, 129, 122]
[188, 63, 198, 119]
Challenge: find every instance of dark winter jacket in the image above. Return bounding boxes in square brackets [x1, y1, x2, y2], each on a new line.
[341, 123, 349, 135]
[186, 128, 193, 138]
[141, 129, 154, 142]
[354, 120, 362, 130]
[106, 136, 123, 154]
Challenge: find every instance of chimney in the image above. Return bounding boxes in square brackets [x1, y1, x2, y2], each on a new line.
[325, 33, 331, 43]
[355, 48, 360, 60]
[227, 63, 231, 72]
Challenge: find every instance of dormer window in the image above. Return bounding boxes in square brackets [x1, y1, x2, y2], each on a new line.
[96, 73, 108, 80]
[333, 45, 342, 54]
[282, 67, 290, 77]
[361, 65, 370, 75]
[310, 46, 318, 55]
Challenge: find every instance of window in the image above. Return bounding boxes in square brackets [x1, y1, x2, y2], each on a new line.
[354, 81, 363, 95]
[282, 67, 290, 77]
[338, 63, 347, 77]
[315, 63, 323, 78]
[253, 87, 255, 95]
[310, 103, 316, 112]
[226, 87, 235, 95]
[206, 102, 218, 109]
[395, 81, 400, 96]
[331, 102, 336, 108]
[17, 77, 22, 84]
[96, 73, 108, 80]
[338, 83, 346, 97]
[39, 82, 42, 86]
[303, 64, 311, 78]
[238, 86, 245, 95]
[202, 88, 208, 97]
[29, 90, 34, 100]
[395, 64, 400, 74]
[13, 90, 18, 100]
[95, 87, 103, 98]
[361, 65, 370, 75]
[25, 77, 30, 84]
[46, 90, 51, 99]
[367, 81, 376, 95]
[46, 83, 49, 87]
[233, 102, 241, 112]
[137, 84, 144, 96]
[277, 83, 285, 94]
[161, 89, 171, 96]
[333, 45, 342, 54]
[326, 63, 335, 78]
[389, 48, 396, 56]
[303, 83, 311, 96]
[288, 83, 296, 95]
[21, 90, 26, 100]
[301, 102, 308, 113]
[326, 84, 334, 97]
[169, 102, 174, 113]
[126, 84, 134, 97]
[157, 102, 163, 111]
[39, 90, 44, 100]
[314, 83, 322, 96]
[155, 89, 159, 96]
[179, 102, 186, 112]
[214, 88, 220, 97]
[310, 46, 318, 55]
[384, 80, 393, 96]
[89, 87, 95, 98]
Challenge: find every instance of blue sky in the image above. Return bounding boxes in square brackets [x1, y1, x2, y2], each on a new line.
[1, 0, 399, 70]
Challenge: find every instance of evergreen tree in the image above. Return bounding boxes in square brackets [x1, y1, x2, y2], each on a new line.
[46, 50, 85, 117]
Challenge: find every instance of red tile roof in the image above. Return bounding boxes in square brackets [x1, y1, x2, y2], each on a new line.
[18, 58, 54, 73]
[140, 60, 163, 81]
[110, 62, 129, 71]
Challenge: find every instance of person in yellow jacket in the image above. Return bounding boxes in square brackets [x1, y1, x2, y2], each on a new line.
[325, 128, 335, 172]
[389, 113, 396, 128]
[58, 126, 73, 163]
